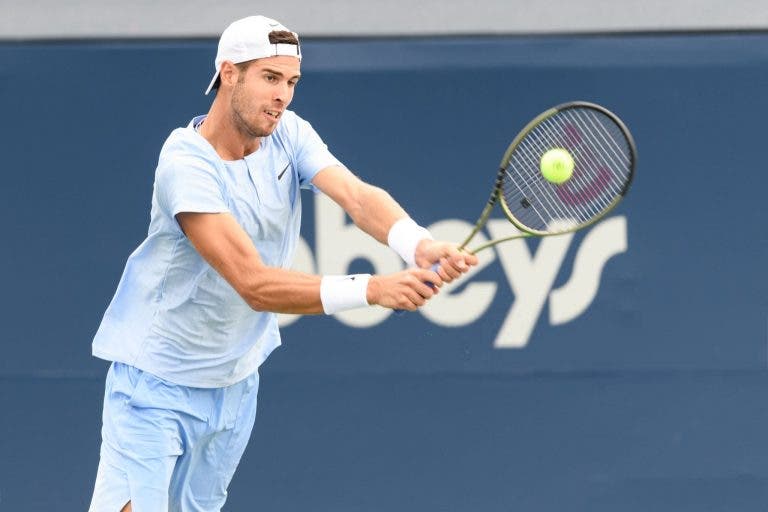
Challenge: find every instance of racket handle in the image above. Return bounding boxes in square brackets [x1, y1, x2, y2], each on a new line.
[426, 262, 440, 285]
[394, 263, 439, 315]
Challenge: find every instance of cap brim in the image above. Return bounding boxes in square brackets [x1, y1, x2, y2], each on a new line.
[204, 70, 219, 95]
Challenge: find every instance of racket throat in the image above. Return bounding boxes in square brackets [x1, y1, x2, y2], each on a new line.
[468, 232, 531, 254]
[459, 176, 504, 252]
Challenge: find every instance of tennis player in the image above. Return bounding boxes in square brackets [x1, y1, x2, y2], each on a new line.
[88, 15, 477, 512]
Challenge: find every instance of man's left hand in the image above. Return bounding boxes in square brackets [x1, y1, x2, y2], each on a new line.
[414, 240, 479, 283]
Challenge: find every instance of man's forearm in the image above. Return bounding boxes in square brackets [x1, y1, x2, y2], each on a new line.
[345, 183, 409, 244]
[237, 267, 325, 314]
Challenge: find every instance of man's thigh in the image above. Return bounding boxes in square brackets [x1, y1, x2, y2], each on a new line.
[90, 363, 260, 511]
[169, 371, 260, 511]
[89, 363, 183, 512]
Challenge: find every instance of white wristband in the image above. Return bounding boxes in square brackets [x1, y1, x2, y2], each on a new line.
[320, 274, 371, 315]
[387, 217, 433, 267]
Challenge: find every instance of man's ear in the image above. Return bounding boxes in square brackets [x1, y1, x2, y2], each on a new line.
[218, 61, 239, 90]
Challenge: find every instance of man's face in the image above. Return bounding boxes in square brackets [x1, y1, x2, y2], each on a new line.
[229, 55, 301, 138]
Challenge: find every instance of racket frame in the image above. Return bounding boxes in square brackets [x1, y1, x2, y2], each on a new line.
[459, 101, 637, 254]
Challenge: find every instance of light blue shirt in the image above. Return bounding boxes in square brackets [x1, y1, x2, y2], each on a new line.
[92, 111, 342, 387]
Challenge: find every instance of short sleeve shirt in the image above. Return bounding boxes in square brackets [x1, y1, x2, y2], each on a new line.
[92, 110, 342, 387]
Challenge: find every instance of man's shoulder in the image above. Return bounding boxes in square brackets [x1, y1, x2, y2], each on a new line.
[274, 109, 302, 134]
[271, 109, 320, 148]
[159, 121, 217, 166]
[161, 123, 206, 154]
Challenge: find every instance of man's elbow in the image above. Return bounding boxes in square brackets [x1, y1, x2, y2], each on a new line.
[347, 184, 387, 223]
[231, 272, 271, 312]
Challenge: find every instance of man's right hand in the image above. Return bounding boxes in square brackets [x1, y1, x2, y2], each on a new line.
[366, 268, 443, 311]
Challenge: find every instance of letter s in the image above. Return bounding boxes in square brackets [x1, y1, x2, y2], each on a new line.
[548, 216, 627, 325]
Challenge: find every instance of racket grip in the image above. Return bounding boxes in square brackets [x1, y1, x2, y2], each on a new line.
[425, 262, 440, 286]
[394, 263, 439, 315]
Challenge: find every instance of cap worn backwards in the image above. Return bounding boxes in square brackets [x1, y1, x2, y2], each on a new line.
[205, 15, 301, 95]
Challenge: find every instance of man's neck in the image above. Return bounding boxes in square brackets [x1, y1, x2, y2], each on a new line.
[198, 100, 261, 160]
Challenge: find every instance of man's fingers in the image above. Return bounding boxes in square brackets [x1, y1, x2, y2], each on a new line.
[412, 268, 443, 289]
[440, 257, 462, 280]
[462, 251, 479, 266]
[398, 296, 419, 311]
[450, 249, 479, 271]
[406, 288, 427, 306]
[414, 279, 438, 299]
[428, 248, 479, 284]
[386, 243, 481, 311]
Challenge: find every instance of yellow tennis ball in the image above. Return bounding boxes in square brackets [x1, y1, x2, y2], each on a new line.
[540, 148, 575, 184]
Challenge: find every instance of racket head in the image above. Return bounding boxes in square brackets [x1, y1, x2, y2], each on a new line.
[496, 101, 636, 236]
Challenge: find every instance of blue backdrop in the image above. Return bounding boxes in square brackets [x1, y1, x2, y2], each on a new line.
[1, 33, 767, 510]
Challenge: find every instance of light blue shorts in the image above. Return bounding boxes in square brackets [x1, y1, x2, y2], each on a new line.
[88, 362, 259, 512]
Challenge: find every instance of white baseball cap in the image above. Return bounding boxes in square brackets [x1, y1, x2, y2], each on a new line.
[205, 15, 302, 95]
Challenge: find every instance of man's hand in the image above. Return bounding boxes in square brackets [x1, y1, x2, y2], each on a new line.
[366, 268, 443, 311]
[413, 240, 479, 283]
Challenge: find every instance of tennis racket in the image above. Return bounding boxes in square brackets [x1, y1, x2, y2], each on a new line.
[452, 100, 636, 256]
[394, 101, 635, 313]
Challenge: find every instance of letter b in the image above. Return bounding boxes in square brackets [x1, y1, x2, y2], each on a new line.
[315, 195, 402, 327]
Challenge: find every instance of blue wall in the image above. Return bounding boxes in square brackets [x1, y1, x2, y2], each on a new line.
[1, 34, 767, 510]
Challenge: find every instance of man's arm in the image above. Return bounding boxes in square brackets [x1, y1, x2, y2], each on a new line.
[311, 165, 405, 244]
[311, 165, 478, 280]
[176, 211, 442, 313]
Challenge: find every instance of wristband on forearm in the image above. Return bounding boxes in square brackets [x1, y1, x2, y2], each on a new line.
[320, 274, 371, 314]
[387, 217, 433, 267]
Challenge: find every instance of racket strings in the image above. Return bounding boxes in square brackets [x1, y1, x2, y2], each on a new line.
[509, 119, 598, 224]
[567, 109, 631, 179]
[516, 135, 597, 222]
[510, 134, 603, 228]
[501, 106, 633, 233]
[559, 109, 629, 195]
[507, 127, 596, 226]
[532, 115, 618, 216]
[530, 113, 624, 211]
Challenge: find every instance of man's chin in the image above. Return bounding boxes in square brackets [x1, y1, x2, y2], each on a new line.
[253, 121, 278, 138]
[242, 124, 276, 139]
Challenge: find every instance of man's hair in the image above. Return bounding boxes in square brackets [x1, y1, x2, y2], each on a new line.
[211, 31, 299, 92]
[268, 30, 299, 45]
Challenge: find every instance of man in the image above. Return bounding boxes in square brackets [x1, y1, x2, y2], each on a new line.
[89, 15, 477, 512]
